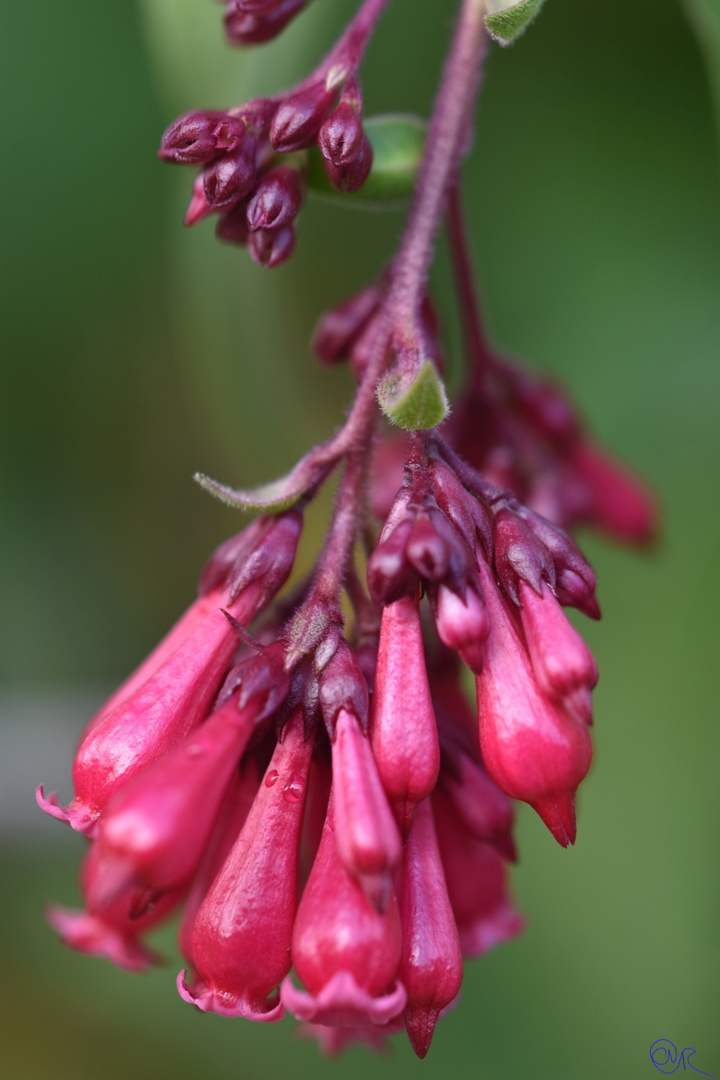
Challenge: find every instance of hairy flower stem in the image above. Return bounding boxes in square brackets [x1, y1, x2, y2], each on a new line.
[446, 185, 495, 382]
[307, 0, 489, 610]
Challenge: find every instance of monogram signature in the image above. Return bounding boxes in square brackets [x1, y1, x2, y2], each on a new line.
[650, 1040, 716, 1078]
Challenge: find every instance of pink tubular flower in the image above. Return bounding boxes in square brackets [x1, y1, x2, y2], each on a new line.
[330, 707, 402, 912]
[475, 557, 592, 846]
[37, 583, 264, 836]
[518, 578, 598, 725]
[47, 844, 185, 972]
[397, 798, 463, 1059]
[85, 688, 272, 912]
[281, 794, 407, 1027]
[370, 593, 440, 838]
[178, 714, 313, 1020]
[433, 791, 524, 958]
[568, 441, 657, 544]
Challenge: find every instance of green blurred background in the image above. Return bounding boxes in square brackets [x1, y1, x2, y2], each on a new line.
[1, 0, 719, 1077]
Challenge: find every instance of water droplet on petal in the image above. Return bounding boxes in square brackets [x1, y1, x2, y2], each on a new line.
[265, 769, 279, 788]
[283, 773, 304, 803]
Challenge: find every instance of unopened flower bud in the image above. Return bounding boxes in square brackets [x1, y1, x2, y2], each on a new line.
[216, 202, 250, 245]
[492, 507, 555, 605]
[433, 791, 524, 957]
[371, 594, 440, 838]
[224, 0, 307, 44]
[311, 285, 380, 366]
[160, 110, 241, 164]
[519, 580, 598, 725]
[318, 101, 364, 166]
[330, 708, 401, 911]
[246, 166, 302, 231]
[203, 137, 257, 210]
[367, 518, 418, 605]
[248, 223, 295, 268]
[397, 798, 462, 1059]
[323, 133, 373, 192]
[519, 508, 600, 619]
[319, 641, 369, 732]
[569, 441, 657, 544]
[432, 583, 488, 675]
[270, 82, 337, 153]
[475, 559, 592, 847]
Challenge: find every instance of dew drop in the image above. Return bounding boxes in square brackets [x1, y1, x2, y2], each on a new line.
[265, 769, 279, 788]
[283, 774, 304, 803]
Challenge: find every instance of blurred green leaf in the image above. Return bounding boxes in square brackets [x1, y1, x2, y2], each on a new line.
[307, 113, 426, 208]
[682, 0, 720, 134]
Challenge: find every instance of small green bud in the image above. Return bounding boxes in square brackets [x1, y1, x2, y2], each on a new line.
[307, 113, 426, 209]
[484, 0, 546, 46]
[377, 360, 450, 431]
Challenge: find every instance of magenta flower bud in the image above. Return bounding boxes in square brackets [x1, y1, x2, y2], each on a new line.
[501, 362, 581, 444]
[330, 708, 402, 912]
[86, 697, 262, 911]
[178, 714, 313, 1019]
[246, 166, 302, 231]
[475, 558, 593, 847]
[431, 582, 488, 675]
[440, 748, 516, 853]
[227, 508, 303, 606]
[322, 133, 373, 192]
[492, 506, 556, 605]
[247, 223, 295, 268]
[310, 285, 380, 366]
[397, 798, 463, 1059]
[405, 513, 450, 581]
[318, 102, 364, 166]
[319, 641, 370, 731]
[178, 762, 260, 966]
[270, 82, 337, 153]
[224, 0, 307, 44]
[370, 594, 440, 838]
[428, 456, 482, 552]
[518, 579, 598, 725]
[203, 137, 257, 210]
[434, 791, 524, 958]
[185, 173, 214, 226]
[569, 440, 658, 544]
[281, 794, 406, 1027]
[159, 110, 244, 164]
[37, 585, 264, 834]
[216, 202, 250, 245]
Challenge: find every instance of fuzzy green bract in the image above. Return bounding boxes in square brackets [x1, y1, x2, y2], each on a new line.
[377, 361, 450, 431]
[484, 0, 546, 46]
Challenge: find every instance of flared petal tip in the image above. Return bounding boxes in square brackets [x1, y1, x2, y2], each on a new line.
[299, 1020, 402, 1056]
[281, 972, 407, 1028]
[46, 904, 161, 972]
[176, 970, 285, 1021]
[531, 792, 577, 847]
[36, 786, 99, 836]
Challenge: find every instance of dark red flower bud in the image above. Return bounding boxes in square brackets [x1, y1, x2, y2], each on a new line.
[318, 640, 370, 732]
[311, 285, 380, 366]
[224, 0, 307, 44]
[270, 81, 337, 152]
[518, 508, 600, 619]
[318, 102, 364, 166]
[203, 137, 257, 210]
[159, 111, 239, 164]
[366, 518, 417, 605]
[322, 133, 373, 193]
[492, 507, 555, 605]
[216, 204, 250, 245]
[247, 224, 296, 268]
[246, 166, 302, 231]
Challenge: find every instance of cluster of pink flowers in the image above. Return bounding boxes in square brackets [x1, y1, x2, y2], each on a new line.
[39, 0, 657, 1060]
